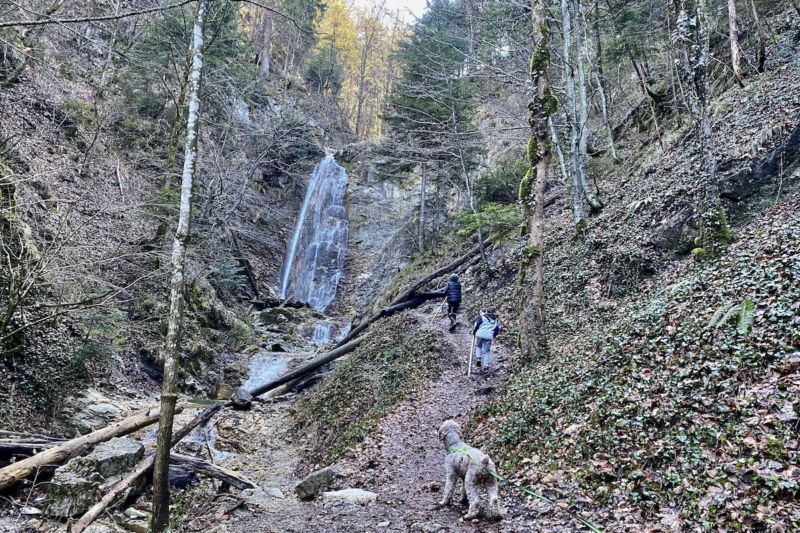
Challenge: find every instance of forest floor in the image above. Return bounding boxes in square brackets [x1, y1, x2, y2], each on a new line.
[183, 312, 612, 533]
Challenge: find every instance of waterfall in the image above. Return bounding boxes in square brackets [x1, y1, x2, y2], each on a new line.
[280, 154, 349, 311]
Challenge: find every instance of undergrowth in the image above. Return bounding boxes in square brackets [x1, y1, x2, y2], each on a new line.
[293, 314, 455, 466]
[474, 204, 800, 530]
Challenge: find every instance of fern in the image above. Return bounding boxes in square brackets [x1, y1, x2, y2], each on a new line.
[737, 298, 755, 336]
[708, 302, 737, 329]
[708, 298, 755, 336]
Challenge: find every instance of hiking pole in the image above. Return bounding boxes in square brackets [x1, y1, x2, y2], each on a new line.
[429, 299, 445, 325]
[467, 335, 476, 378]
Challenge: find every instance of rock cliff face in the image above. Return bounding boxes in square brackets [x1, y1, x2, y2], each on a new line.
[335, 144, 421, 315]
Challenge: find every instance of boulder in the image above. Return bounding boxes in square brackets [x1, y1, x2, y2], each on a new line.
[43, 437, 145, 518]
[650, 201, 697, 255]
[60, 389, 127, 434]
[295, 466, 338, 501]
[322, 488, 377, 504]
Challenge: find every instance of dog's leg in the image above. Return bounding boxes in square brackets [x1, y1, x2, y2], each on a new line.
[438, 468, 457, 507]
[487, 478, 503, 518]
[463, 470, 481, 520]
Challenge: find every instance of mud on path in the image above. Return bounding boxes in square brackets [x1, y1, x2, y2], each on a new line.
[194, 315, 587, 533]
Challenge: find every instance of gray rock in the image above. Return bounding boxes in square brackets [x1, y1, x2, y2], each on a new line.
[43, 437, 145, 518]
[123, 507, 149, 520]
[295, 466, 338, 501]
[61, 389, 126, 434]
[322, 488, 377, 504]
[651, 201, 697, 254]
[410, 522, 445, 532]
[266, 487, 285, 499]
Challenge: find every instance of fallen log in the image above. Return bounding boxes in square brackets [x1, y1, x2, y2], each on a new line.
[336, 241, 491, 348]
[248, 335, 365, 398]
[71, 403, 223, 533]
[0, 405, 180, 492]
[170, 453, 255, 490]
[72, 335, 366, 532]
[0, 440, 65, 459]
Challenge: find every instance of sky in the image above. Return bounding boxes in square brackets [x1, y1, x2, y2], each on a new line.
[354, 0, 429, 22]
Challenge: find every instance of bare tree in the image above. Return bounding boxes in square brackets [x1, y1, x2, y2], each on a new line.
[728, 0, 745, 85]
[573, 0, 603, 212]
[150, 1, 206, 530]
[519, 0, 553, 361]
[561, 0, 586, 227]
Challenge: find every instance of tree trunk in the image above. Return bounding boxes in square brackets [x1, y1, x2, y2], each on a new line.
[750, 0, 766, 73]
[259, 11, 274, 76]
[170, 453, 256, 490]
[548, 117, 570, 186]
[150, 2, 206, 531]
[673, 0, 732, 257]
[562, 0, 585, 227]
[728, 0, 745, 85]
[519, 0, 552, 361]
[418, 164, 427, 253]
[0, 406, 172, 491]
[592, 3, 618, 159]
[573, 0, 603, 211]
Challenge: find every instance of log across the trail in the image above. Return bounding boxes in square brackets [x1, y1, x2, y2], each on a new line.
[336, 240, 491, 348]
[0, 405, 180, 492]
[71, 336, 366, 532]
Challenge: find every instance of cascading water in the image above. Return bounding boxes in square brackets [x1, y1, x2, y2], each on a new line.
[280, 154, 349, 312]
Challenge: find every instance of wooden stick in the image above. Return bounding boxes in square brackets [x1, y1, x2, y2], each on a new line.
[0, 405, 180, 491]
[467, 336, 476, 378]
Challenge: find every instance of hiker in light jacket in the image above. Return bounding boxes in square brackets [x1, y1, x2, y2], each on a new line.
[472, 308, 501, 373]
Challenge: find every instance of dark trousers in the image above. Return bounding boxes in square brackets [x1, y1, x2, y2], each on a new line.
[447, 301, 460, 318]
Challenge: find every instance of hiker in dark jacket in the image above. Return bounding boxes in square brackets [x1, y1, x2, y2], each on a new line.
[444, 274, 462, 331]
[472, 308, 501, 373]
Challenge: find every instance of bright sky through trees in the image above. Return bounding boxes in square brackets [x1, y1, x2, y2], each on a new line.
[355, 0, 428, 21]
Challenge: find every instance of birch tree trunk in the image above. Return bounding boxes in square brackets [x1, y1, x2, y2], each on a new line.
[150, 1, 206, 530]
[728, 0, 745, 85]
[519, 0, 553, 361]
[573, 0, 603, 211]
[561, 0, 585, 227]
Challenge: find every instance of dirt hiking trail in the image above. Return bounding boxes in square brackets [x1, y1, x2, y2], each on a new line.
[195, 312, 594, 533]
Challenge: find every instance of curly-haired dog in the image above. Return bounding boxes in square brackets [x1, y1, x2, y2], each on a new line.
[437, 419, 503, 520]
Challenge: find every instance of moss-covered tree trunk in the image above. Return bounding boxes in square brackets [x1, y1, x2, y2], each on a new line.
[519, 0, 553, 361]
[672, 0, 733, 259]
[150, 1, 206, 531]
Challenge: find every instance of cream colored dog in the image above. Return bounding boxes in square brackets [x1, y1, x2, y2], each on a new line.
[437, 419, 503, 519]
